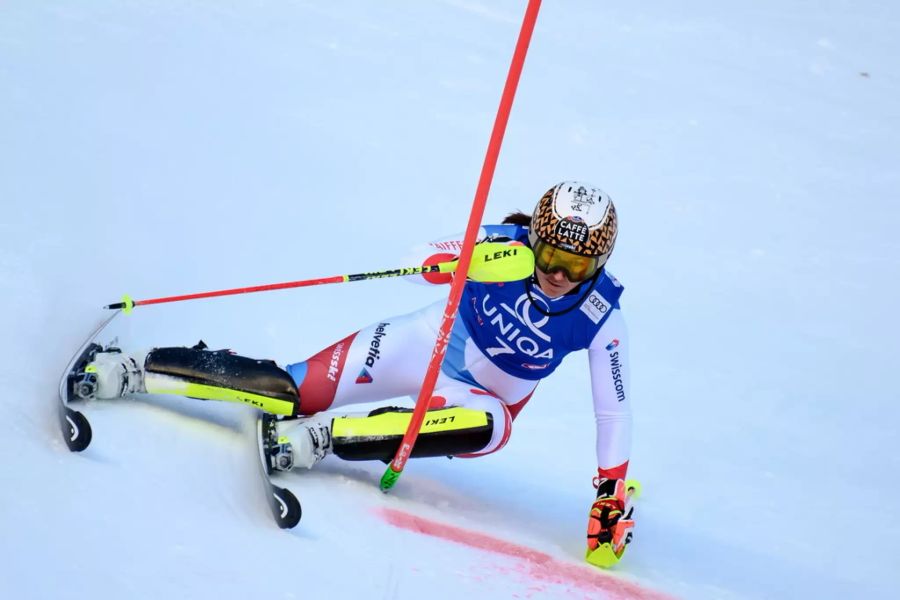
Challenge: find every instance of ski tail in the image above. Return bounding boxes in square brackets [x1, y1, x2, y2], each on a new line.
[59, 405, 93, 452]
[256, 412, 302, 528]
[57, 312, 121, 452]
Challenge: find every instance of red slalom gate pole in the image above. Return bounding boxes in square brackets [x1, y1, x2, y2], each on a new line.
[380, 0, 543, 491]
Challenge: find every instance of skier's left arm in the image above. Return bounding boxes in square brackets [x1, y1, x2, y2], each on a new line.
[587, 308, 631, 476]
[584, 308, 635, 567]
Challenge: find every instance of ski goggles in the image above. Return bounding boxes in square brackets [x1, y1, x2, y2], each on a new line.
[532, 239, 601, 282]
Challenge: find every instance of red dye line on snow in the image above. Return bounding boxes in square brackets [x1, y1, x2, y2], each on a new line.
[377, 507, 675, 600]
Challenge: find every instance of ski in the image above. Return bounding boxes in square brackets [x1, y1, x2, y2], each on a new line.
[256, 412, 302, 528]
[57, 311, 121, 452]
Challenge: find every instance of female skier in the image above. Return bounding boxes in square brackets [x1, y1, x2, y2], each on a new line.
[78, 181, 634, 566]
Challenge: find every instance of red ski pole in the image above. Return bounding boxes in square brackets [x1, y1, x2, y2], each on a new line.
[380, 0, 543, 491]
[104, 242, 534, 313]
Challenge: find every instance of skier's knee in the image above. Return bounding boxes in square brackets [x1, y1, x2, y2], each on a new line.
[454, 402, 512, 458]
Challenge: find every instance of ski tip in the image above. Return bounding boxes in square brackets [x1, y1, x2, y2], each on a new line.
[271, 485, 302, 529]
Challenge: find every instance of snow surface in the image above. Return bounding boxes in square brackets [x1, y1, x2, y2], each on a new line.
[2, 1, 899, 598]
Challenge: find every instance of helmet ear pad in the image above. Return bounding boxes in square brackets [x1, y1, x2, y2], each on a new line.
[529, 182, 617, 263]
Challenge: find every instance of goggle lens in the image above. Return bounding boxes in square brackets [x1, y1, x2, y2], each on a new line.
[533, 240, 600, 282]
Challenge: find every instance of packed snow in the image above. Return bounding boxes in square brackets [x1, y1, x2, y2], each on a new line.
[2, 1, 898, 598]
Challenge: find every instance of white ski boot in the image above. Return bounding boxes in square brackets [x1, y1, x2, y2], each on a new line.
[75, 348, 148, 400]
[271, 414, 334, 471]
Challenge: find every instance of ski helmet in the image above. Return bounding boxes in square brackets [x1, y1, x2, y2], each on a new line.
[528, 182, 617, 281]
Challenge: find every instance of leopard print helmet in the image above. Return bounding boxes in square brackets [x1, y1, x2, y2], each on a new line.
[527, 182, 618, 262]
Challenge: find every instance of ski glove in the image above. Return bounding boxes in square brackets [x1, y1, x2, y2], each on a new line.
[585, 478, 636, 568]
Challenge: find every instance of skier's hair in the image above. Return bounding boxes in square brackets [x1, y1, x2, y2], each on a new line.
[502, 211, 532, 226]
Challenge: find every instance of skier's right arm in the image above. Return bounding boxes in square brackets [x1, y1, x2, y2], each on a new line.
[404, 225, 524, 286]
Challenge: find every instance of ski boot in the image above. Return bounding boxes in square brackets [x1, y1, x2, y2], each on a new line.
[270, 414, 334, 471]
[73, 347, 148, 400]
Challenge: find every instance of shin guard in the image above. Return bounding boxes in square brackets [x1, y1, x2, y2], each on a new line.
[144, 347, 299, 416]
[331, 406, 493, 462]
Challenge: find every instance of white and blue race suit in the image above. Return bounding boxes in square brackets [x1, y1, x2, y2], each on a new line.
[285, 224, 632, 477]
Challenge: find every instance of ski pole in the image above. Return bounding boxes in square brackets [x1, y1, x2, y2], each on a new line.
[104, 242, 533, 313]
[380, 0, 543, 491]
